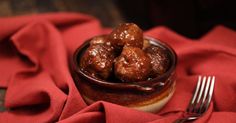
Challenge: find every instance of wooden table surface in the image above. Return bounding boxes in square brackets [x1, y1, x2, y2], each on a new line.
[0, 0, 124, 112]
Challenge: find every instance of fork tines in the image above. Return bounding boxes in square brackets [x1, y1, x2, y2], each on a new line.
[187, 76, 215, 114]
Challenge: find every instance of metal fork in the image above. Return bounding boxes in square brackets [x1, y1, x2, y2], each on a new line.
[174, 76, 215, 123]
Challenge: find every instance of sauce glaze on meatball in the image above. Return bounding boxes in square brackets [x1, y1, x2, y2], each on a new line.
[80, 36, 115, 79]
[114, 46, 151, 82]
[144, 45, 170, 78]
[108, 23, 143, 52]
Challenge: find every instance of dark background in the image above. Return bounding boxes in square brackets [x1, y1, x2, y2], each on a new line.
[0, 0, 235, 38]
[0, 0, 235, 111]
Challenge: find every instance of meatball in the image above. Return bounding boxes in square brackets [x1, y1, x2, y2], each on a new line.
[80, 43, 115, 79]
[144, 45, 170, 78]
[90, 35, 109, 45]
[114, 46, 151, 82]
[108, 23, 143, 52]
[89, 35, 114, 53]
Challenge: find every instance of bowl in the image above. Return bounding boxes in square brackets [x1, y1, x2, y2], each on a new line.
[71, 36, 177, 113]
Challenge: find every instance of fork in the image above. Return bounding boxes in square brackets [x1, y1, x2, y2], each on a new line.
[174, 76, 215, 123]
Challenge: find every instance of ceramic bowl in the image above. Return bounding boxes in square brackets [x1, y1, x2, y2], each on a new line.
[71, 36, 177, 113]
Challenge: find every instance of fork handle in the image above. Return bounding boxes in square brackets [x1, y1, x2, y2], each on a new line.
[173, 116, 198, 123]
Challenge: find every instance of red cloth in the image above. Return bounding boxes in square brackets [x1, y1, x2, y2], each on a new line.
[0, 13, 235, 123]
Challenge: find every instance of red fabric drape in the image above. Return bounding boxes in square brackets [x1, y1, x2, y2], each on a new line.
[0, 13, 235, 123]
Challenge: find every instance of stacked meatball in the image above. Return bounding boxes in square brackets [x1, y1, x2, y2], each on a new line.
[80, 23, 169, 82]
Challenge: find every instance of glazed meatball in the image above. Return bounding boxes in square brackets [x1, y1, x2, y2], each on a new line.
[108, 23, 143, 51]
[144, 45, 170, 78]
[80, 43, 115, 79]
[114, 46, 151, 82]
[90, 35, 109, 45]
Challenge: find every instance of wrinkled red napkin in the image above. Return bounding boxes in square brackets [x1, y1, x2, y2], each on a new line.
[0, 13, 235, 123]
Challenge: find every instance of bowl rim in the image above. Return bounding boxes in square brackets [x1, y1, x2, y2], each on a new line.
[72, 35, 177, 92]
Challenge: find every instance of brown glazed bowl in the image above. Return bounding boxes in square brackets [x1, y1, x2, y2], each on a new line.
[71, 36, 177, 113]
